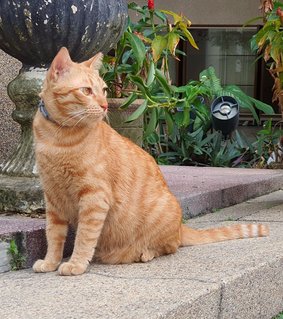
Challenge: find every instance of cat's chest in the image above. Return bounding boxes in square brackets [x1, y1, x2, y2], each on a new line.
[37, 149, 89, 206]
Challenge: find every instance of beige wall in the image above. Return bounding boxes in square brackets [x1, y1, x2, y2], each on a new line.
[129, 0, 261, 26]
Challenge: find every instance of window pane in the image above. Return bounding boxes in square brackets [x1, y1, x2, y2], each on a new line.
[180, 27, 257, 97]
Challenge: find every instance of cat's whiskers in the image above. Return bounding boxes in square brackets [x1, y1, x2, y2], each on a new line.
[104, 113, 110, 124]
[52, 106, 102, 135]
[72, 113, 91, 129]
[54, 109, 87, 134]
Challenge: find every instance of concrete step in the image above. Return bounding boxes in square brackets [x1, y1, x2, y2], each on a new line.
[1, 166, 283, 272]
[0, 215, 74, 271]
[0, 190, 283, 319]
[160, 166, 283, 218]
[0, 242, 10, 272]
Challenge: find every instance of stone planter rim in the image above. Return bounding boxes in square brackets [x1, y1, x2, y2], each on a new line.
[107, 98, 145, 105]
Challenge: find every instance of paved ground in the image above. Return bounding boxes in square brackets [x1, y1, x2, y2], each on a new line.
[0, 190, 283, 319]
[1, 166, 283, 318]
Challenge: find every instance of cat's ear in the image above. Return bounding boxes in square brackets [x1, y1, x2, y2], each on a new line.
[83, 52, 103, 71]
[49, 47, 72, 81]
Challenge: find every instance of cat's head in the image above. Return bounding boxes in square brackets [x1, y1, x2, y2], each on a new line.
[40, 47, 108, 127]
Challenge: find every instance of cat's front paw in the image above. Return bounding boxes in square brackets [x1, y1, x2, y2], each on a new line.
[58, 261, 88, 276]
[33, 259, 59, 273]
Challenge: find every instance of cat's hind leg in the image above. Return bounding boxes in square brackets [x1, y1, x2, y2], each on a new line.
[33, 211, 68, 273]
[98, 244, 174, 264]
[97, 245, 161, 264]
[96, 245, 142, 264]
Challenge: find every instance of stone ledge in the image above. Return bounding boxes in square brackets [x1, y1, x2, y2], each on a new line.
[2, 166, 283, 216]
[0, 175, 43, 213]
[0, 242, 11, 273]
[0, 215, 74, 269]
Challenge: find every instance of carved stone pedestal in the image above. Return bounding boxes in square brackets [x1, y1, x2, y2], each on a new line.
[1, 66, 46, 177]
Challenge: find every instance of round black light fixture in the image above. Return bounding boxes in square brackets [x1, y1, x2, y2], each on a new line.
[211, 96, 239, 137]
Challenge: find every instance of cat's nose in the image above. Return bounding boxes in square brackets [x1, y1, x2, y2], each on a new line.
[101, 102, 108, 111]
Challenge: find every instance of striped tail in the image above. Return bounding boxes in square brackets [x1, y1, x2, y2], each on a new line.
[181, 224, 269, 246]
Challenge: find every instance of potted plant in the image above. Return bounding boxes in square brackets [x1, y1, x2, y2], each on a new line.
[101, 0, 198, 146]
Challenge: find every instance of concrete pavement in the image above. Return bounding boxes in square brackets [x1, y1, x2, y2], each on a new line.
[0, 190, 283, 319]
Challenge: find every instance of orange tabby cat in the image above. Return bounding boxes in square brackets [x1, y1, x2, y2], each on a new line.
[32, 47, 269, 276]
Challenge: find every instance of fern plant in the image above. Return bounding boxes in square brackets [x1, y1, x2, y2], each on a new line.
[199, 67, 274, 124]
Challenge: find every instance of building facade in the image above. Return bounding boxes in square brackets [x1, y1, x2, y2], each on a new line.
[0, 1, 272, 163]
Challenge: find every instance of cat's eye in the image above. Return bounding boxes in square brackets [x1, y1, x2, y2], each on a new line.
[80, 87, 93, 96]
[103, 87, 108, 95]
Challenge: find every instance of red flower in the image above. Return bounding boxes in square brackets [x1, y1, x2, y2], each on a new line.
[276, 7, 283, 17]
[277, 7, 283, 25]
[148, 0, 154, 10]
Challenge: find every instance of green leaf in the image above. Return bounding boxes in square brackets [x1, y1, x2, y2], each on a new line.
[164, 109, 174, 135]
[179, 22, 198, 49]
[154, 10, 167, 22]
[160, 10, 185, 24]
[145, 108, 158, 137]
[250, 98, 274, 115]
[128, 2, 142, 11]
[161, 10, 192, 28]
[200, 67, 223, 94]
[175, 48, 187, 56]
[222, 85, 260, 124]
[146, 131, 160, 145]
[119, 93, 138, 110]
[250, 34, 259, 53]
[125, 100, 148, 122]
[152, 35, 168, 62]
[255, 24, 275, 47]
[234, 130, 248, 149]
[128, 75, 152, 101]
[146, 61, 155, 86]
[125, 32, 146, 70]
[167, 32, 180, 56]
[155, 69, 172, 96]
[121, 50, 132, 64]
[235, 130, 255, 152]
[173, 106, 185, 128]
[182, 104, 190, 127]
[243, 16, 263, 27]
[128, 2, 146, 15]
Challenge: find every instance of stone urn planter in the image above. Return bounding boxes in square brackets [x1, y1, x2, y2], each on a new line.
[0, 0, 128, 213]
[0, 0, 128, 177]
[107, 99, 144, 147]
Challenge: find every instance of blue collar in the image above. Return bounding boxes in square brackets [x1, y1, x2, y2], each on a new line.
[38, 100, 56, 123]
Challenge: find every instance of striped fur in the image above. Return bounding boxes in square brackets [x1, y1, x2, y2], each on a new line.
[32, 48, 269, 276]
[181, 224, 269, 246]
